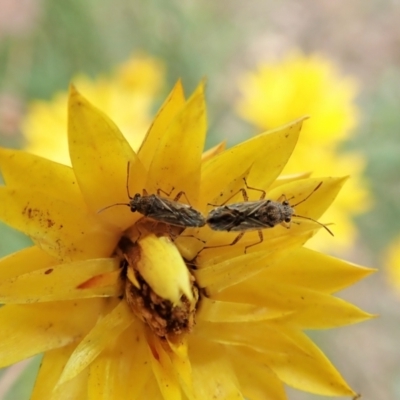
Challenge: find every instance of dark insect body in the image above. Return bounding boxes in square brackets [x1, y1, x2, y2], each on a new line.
[98, 162, 206, 228]
[205, 180, 333, 253]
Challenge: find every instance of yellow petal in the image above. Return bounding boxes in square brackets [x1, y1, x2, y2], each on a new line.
[199, 321, 355, 397]
[201, 140, 227, 163]
[31, 343, 88, 400]
[189, 336, 243, 400]
[137, 375, 164, 400]
[0, 258, 120, 303]
[200, 117, 305, 209]
[0, 148, 85, 208]
[267, 327, 356, 396]
[270, 171, 312, 189]
[136, 234, 193, 304]
[195, 233, 312, 294]
[139, 80, 186, 169]
[198, 296, 290, 323]
[267, 176, 348, 221]
[0, 245, 57, 280]
[229, 347, 287, 400]
[58, 299, 133, 386]
[277, 291, 375, 328]
[165, 336, 195, 400]
[146, 81, 207, 206]
[217, 281, 373, 329]
[261, 247, 376, 293]
[248, 117, 308, 189]
[145, 329, 182, 400]
[0, 187, 119, 262]
[88, 320, 152, 400]
[68, 86, 147, 230]
[196, 321, 308, 358]
[0, 299, 104, 367]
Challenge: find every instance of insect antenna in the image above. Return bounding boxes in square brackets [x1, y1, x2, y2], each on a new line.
[97, 202, 130, 213]
[292, 213, 334, 236]
[126, 161, 133, 199]
[290, 181, 323, 207]
[97, 161, 134, 214]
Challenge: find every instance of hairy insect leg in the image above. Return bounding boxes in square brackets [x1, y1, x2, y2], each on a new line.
[244, 230, 264, 253]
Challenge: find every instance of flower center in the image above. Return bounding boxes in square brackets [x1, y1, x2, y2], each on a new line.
[117, 225, 199, 338]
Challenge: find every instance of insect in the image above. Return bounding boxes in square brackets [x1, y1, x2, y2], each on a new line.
[205, 179, 333, 253]
[98, 162, 206, 228]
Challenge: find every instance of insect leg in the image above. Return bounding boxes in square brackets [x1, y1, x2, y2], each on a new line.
[157, 187, 175, 197]
[202, 232, 246, 251]
[187, 232, 246, 264]
[126, 161, 133, 199]
[290, 182, 323, 207]
[173, 191, 192, 205]
[244, 230, 264, 253]
[208, 188, 249, 207]
[243, 177, 266, 200]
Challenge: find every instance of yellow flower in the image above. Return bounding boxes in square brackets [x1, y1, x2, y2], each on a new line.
[0, 82, 374, 399]
[384, 236, 400, 293]
[237, 51, 371, 251]
[22, 55, 164, 165]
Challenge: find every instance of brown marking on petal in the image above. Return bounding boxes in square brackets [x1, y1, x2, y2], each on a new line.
[148, 342, 160, 361]
[44, 268, 53, 275]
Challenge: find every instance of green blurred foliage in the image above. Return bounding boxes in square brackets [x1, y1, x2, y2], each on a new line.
[348, 71, 400, 259]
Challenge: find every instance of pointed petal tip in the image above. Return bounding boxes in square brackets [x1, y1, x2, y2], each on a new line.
[68, 84, 79, 96]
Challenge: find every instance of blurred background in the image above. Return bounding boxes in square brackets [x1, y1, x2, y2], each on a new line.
[0, 0, 399, 399]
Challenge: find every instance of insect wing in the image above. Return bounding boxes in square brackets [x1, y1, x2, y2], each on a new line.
[146, 196, 206, 228]
[207, 201, 273, 232]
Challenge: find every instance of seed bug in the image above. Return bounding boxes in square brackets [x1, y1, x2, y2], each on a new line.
[205, 179, 333, 253]
[98, 162, 206, 228]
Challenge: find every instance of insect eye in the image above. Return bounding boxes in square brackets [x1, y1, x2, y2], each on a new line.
[283, 201, 289, 206]
[285, 217, 291, 223]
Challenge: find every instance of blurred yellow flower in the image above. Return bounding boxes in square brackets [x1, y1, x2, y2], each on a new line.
[22, 55, 164, 165]
[0, 82, 374, 399]
[237, 51, 371, 252]
[385, 236, 400, 293]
